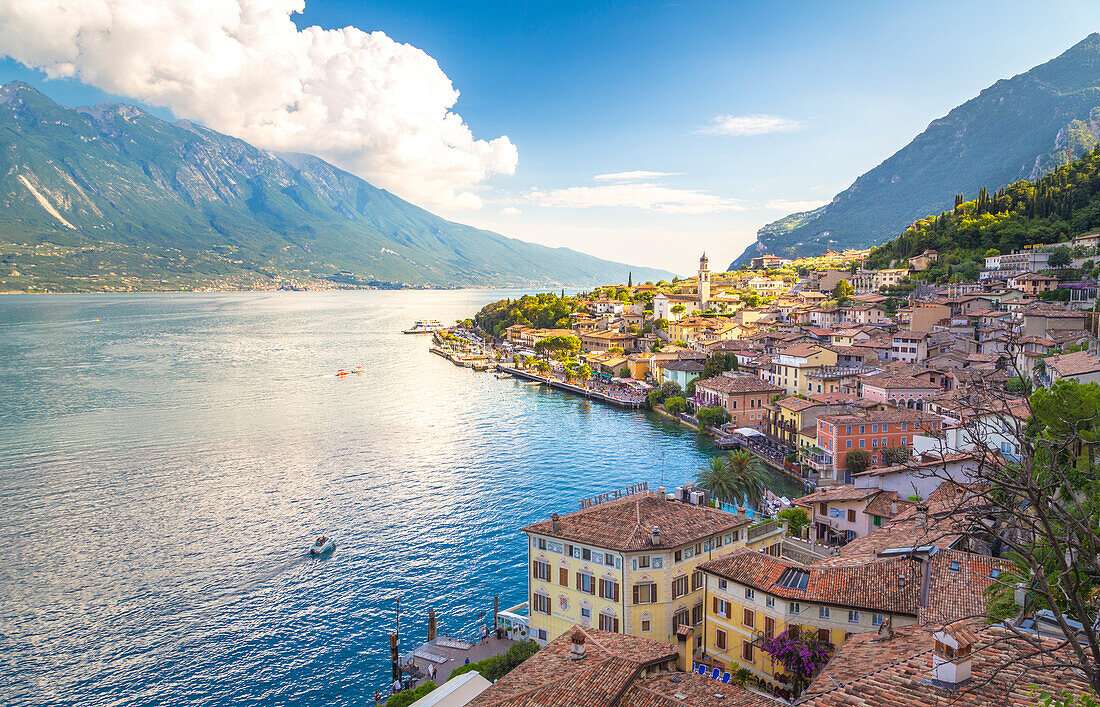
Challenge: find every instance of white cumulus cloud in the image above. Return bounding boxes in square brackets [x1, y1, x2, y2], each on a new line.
[521, 182, 743, 215]
[592, 170, 682, 181]
[698, 114, 805, 137]
[0, 0, 517, 210]
[500, 206, 521, 215]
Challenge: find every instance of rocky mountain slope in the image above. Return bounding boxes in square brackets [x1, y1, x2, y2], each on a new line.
[0, 83, 671, 291]
[731, 33, 1100, 269]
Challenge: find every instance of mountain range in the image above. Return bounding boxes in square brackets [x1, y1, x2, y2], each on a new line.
[0, 82, 671, 292]
[731, 33, 1100, 269]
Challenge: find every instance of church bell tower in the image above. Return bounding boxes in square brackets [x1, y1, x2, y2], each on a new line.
[698, 253, 710, 309]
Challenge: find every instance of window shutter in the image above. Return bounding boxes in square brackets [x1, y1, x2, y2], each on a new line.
[576, 573, 581, 591]
[531, 560, 536, 579]
[613, 582, 620, 602]
[713, 597, 719, 614]
[560, 567, 568, 586]
[634, 585, 640, 605]
[725, 602, 731, 619]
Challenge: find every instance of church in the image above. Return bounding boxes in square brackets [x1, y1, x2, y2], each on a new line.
[652, 254, 711, 321]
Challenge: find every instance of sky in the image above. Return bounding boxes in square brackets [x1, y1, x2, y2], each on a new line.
[1, 1, 1099, 276]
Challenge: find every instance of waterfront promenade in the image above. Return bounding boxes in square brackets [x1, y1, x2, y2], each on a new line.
[498, 365, 645, 409]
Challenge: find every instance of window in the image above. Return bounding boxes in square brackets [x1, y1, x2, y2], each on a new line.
[599, 613, 620, 632]
[559, 567, 568, 586]
[692, 603, 704, 626]
[716, 629, 728, 651]
[674, 550, 682, 563]
[581, 607, 591, 619]
[634, 583, 657, 604]
[872, 455, 878, 463]
[692, 570, 704, 591]
[847, 509, 856, 523]
[818, 628, 830, 643]
[789, 602, 801, 615]
[949, 561, 960, 572]
[532, 593, 551, 615]
[538, 538, 547, 550]
[605, 553, 615, 567]
[846, 439, 852, 449]
[715, 534, 723, 549]
[901, 423, 908, 431]
[672, 576, 689, 600]
[641, 619, 650, 632]
[846, 425, 852, 434]
[764, 616, 775, 639]
[819, 503, 828, 515]
[819, 606, 830, 619]
[872, 438, 878, 448]
[582, 548, 591, 561]
[718, 579, 728, 590]
[882, 437, 888, 447]
[565, 544, 573, 557]
[871, 424, 878, 433]
[674, 609, 690, 631]
[741, 641, 754, 662]
[859, 439, 865, 448]
[859, 425, 865, 434]
[538, 629, 548, 641]
[873, 515, 882, 527]
[598, 578, 619, 601]
[901, 437, 907, 445]
[881, 424, 888, 433]
[714, 598, 732, 619]
[745, 587, 754, 600]
[990, 569, 1001, 579]
[872, 613, 884, 626]
[577, 572, 595, 595]
[766, 596, 775, 609]
[532, 560, 551, 581]
[638, 555, 650, 569]
[743, 608, 755, 628]
[848, 610, 860, 624]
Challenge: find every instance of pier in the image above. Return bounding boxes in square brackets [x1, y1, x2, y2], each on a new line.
[497, 366, 644, 409]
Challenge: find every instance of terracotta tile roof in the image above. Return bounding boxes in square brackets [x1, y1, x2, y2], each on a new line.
[921, 550, 1010, 625]
[778, 343, 826, 358]
[699, 549, 922, 616]
[858, 373, 942, 390]
[660, 360, 706, 373]
[776, 396, 819, 412]
[817, 409, 943, 424]
[694, 375, 784, 395]
[468, 627, 679, 707]
[1045, 350, 1100, 377]
[798, 623, 1088, 707]
[794, 484, 880, 505]
[621, 671, 767, 707]
[523, 493, 750, 552]
[863, 491, 914, 519]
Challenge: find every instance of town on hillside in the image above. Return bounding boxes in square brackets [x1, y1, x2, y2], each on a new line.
[403, 243, 1100, 707]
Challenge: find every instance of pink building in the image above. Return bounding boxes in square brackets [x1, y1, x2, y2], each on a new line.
[858, 373, 942, 410]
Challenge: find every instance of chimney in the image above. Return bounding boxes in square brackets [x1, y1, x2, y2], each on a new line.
[551, 513, 560, 533]
[650, 526, 662, 547]
[675, 624, 694, 672]
[931, 622, 977, 686]
[916, 503, 929, 531]
[570, 629, 587, 661]
[657, 486, 666, 495]
[875, 617, 893, 642]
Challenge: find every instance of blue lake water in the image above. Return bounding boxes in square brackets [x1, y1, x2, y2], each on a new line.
[0, 291, 805, 706]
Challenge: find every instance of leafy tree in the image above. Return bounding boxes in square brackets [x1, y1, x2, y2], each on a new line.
[534, 335, 581, 358]
[646, 389, 663, 409]
[832, 279, 855, 301]
[695, 450, 768, 509]
[1049, 246, 1073, 268]
[671, 304, 686, 317]
[686, 376, 699, 397]
[778, 508, 810, 537]
[661, 381, 683, 399]
[387, 682, 436, 707]
[619, 367, 630, 378]
[653, 318, 669, 331]
[845, 449, 871, 475]
[665, 396, 687, 415]
[474, 292, 579, 338]
[696, 405, 729, 428]
[578, 364, 593, 386]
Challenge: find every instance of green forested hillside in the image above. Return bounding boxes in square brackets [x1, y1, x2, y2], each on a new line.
[864, 145, 1100, 269]
[732, 33, 1100, 268]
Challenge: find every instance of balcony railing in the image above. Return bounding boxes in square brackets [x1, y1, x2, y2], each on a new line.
[747, 520, 781, 542]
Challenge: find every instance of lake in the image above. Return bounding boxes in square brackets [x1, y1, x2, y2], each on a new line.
[0, 291, 805, 706]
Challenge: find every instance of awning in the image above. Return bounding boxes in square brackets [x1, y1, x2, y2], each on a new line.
[734, 427, 765, 437]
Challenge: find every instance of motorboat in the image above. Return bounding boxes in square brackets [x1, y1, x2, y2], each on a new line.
[310, 535, 335, 555]
[335, 369, 350, 377]
[403, 319, 443, 334]
[352, 366, 364, 374]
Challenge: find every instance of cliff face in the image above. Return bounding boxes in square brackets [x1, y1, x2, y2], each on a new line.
[0, 83, 671, 290]
[730, 33, 1100, 269]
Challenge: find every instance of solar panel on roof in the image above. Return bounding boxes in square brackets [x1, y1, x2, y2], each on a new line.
[775, 568, 809, 590]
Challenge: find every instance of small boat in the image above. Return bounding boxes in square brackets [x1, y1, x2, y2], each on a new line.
[335, 369, 350, 377]
[352, 366, 364, 375]
[310, 535, 335, 555]
[495, 372, 511, 379]
[403, 319, 443, 334]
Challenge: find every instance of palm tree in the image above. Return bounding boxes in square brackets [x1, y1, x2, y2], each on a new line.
[578, 364, 593, 388]
[694, 458, 739, 508]
[726, 450, 767, 511]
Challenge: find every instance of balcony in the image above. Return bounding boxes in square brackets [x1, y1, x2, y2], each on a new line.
[808, 450, 833, 471]
[747, 519, 781, 542]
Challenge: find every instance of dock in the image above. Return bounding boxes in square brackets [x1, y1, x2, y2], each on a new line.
[402, 635, 516, 688]
[497, 366, 644, 409]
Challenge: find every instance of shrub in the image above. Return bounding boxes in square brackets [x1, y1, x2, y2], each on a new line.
[778, 508, 810, 537]
[387, 682, 436, 707]
[619, 367, 630, 378]
[448, 640, 539, 683]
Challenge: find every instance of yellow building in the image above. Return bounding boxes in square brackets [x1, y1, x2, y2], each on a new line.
[626, 352, 652, 380]
[762, 344, 838, 397]
[522, 491, 753, 651]
[697, 549, 923, 691]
